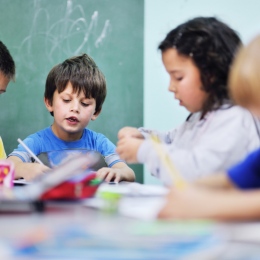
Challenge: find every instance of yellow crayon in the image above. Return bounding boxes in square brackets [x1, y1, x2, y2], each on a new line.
[150, 134, 187, 189]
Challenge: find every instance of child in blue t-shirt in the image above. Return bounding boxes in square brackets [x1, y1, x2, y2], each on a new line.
[158, 34, 260, 220]
[8, 54, 135, 182]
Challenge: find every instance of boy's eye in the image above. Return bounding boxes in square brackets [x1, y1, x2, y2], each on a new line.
[63, 99, 70, 103]
[176, 77, 183, 81]
[81, 102, 89, 107]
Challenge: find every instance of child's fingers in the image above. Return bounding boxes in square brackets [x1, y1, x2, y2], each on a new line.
[96, 168, 118, 182]
[116, 140, 128, 159]
[157, 206, 169, 219]
[40, 164, 51, 173]
[105, 171, 117, 182]
[116, 148, 129, 162]
[157, 198, 177, 219]
[96, 167, 109, 180]
[97, 166, 122, 183]
[118, 127, 131, 139]
[118, 127, 140, 139]
[114, 174, 121, 183]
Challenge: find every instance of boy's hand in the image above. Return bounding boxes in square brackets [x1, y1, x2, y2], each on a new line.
[16, 163, 50, 181]
[8, 156, 50, 181]
[96, 167, 121, 182]
[118, 127, 144, 140]
[96, 162, 135, 183]
[116, 137, 144, 163]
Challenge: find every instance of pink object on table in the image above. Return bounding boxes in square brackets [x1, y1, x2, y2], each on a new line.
[0, 160, 15, 188]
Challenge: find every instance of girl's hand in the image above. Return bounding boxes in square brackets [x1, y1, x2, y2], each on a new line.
[118, 127, 144, 140]
[116, 137, 144, 163]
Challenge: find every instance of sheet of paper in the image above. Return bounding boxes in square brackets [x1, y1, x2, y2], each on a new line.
[118, 197, 166, 220]
[221, 222, 260, 243]
[84, 182, 168, 220]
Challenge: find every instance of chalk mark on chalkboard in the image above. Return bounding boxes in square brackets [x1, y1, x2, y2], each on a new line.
[18, 0, 111, 69]
[95, 20, 111, 48]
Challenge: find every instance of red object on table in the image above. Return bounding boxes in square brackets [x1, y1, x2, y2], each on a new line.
[40, 172, 100, 200]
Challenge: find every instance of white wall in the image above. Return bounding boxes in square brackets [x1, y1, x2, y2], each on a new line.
[144, 0, 260, 184]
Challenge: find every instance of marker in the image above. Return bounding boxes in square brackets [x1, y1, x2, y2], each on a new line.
[17, 138, 44, 165]
[109, 181, 118, 185]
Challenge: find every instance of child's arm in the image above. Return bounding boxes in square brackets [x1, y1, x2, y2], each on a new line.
[96, 162, 135, 183]
[7, 156, 50, 181]
[118, 126, 176, 144]
[195, 172, 237, 190]
[158, 185, 260, 221]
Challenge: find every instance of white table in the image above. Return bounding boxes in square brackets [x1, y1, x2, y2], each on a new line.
[1, 182, 260, 259]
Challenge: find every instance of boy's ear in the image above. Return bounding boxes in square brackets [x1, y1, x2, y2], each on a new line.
[44, 97, 53, 113]
[91, 110, 101, 121]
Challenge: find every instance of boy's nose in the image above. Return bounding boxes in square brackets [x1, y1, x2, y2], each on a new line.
[70, 101, 80, 112]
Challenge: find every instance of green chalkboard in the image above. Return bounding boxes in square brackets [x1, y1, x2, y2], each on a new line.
[0, 0, 144, 183]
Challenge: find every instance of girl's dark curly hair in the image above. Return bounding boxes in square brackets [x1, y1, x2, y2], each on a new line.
[159, 17, 242, 118]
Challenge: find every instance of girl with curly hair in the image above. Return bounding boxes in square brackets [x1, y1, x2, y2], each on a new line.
[117, 17, 260, 185]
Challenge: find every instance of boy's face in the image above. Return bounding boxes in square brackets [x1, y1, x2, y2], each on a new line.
[44, 82, 99, 141]
[162, 48, 208, 113]
[0, 71, 10, 95]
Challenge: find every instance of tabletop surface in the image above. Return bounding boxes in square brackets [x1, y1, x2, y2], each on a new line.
[1, 182, 260, 259]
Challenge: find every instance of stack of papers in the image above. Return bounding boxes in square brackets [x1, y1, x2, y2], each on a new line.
[84, 182, 168, 220]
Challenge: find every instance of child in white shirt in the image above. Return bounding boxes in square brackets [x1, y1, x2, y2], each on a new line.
[117, 17, 260, 185]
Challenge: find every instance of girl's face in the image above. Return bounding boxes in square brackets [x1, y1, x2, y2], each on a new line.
[162, 48, 208, 113]
[44, 82, 99, 141]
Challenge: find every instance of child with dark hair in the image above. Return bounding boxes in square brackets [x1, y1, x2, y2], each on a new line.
[117, 17, 260, 185]
[8, 54, 135, 182]
[0, 40, 15, 159]
[159, 35, 260, 220]
[0, 41, 15, 86]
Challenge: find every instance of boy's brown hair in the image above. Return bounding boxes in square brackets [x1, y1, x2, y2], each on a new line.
[44, 53, 106, 116]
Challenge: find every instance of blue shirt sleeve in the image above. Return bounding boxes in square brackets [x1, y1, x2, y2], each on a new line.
[227, 148, 260, 189]
[94, 133, 124, 167]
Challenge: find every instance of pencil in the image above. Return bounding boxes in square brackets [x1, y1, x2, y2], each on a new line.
[17, 138, 44, 165]
[150, 134, 186, 189]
